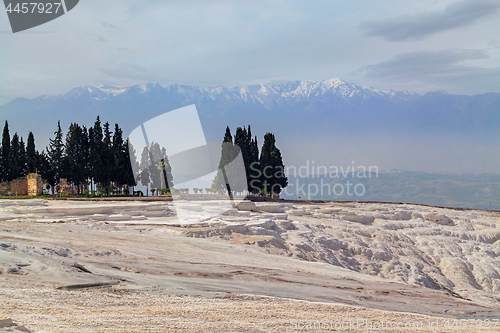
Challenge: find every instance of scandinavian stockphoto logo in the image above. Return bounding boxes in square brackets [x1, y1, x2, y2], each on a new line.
[127, 105, 248, 223]
[4, 0, 79, 33]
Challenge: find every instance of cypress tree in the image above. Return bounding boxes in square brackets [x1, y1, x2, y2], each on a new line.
[234, 126, 253, 194]
[246, 125, 260, 192]
[81, 126, 91, 189]
[251, 137, 259, 166]
[234, 127, 248, 163]
[1, 121, 10, 182]
[90, 116, 103, 191]
[19, 137, 28, 177]
[271, 142, 287, 193]
[111, 124, 123, 189]
[26, 132, 37, 173]
[259, 133, 288, 196]
[8, 133, 22, 180]
[212, 126, 236, 192]
[249, 135, 260, 194]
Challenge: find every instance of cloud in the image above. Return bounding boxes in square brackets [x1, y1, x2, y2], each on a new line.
[99, 64, 155, 81]
[356, 49, 500, 94]
[359, 49, 488, 78]
[360, 0, 500, 42]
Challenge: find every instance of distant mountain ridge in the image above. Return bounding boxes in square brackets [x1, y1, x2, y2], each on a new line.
[1, 78, 499, 151]
[9, 78, 418, 107]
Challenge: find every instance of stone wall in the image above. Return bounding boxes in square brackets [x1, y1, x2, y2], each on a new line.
[0, 173, 43, 196]
[0, 177, 28, 196]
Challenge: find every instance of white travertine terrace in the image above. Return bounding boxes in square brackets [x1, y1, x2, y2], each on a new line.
[1, 199, 499, 319]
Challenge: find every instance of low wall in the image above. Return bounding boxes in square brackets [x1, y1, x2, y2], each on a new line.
[0, 174, 43, 196]
[0, 177, 28, 196]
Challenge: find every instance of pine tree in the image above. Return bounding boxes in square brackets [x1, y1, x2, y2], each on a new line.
[47, 121, 65, 191]
[101, 121, 113, 194]
[1, 121, 11, 182]
[26, 132, 37, 173]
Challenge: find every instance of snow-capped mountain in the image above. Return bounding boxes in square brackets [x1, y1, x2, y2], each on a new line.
[1, 78, 499, 152]
[27, 78, 418, 106]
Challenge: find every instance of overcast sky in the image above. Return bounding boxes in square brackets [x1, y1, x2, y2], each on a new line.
[1, 0, 499, 105]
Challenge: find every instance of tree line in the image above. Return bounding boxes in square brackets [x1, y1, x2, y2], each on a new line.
[0, 118, 136, 195]
[0, 120, 287, 197]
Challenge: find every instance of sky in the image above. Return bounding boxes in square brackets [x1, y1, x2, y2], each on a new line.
[1, 0, 499, 105]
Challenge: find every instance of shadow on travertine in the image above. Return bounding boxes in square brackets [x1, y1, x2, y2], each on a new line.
[0, 318, 31, 332]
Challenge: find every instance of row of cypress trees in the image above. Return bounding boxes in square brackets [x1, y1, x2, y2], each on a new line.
[0, 121, 38, 183]
[0, 118, 137, 194]
[212, 125, 288, 195]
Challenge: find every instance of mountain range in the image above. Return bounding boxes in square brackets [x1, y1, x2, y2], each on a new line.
[1, 78, 499, 173]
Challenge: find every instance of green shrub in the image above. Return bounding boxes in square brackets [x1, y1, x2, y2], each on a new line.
[97, 187, 106, 197]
